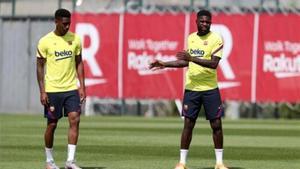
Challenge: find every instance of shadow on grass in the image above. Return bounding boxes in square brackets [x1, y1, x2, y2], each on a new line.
[198, 167, 244, 169]
[60, 167, 105, 169]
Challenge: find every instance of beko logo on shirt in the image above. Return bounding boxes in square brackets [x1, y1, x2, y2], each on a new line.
[189, 49, 204, 56]
[55, 50, 73, 57]
[54, 50, 73, 61]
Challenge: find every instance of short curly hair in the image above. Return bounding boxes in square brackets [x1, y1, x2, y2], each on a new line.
[55, 8, 71, 19]
[197, 9, 212, 18]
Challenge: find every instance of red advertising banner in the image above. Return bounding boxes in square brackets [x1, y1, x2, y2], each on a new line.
[189, 14, 254, 101]
[256, 14, 300, 102]
[122, 13, 186, 99]
[71, 13, 300, 102]
[72, 13, 120, 98]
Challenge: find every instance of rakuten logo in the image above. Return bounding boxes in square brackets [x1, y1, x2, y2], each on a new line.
[263, 53, 300, 78]
[211, 24, 240, 89]
[76, 23, 107, 86]
[55, 50, 72, 57]
[128, 51, 176, 75]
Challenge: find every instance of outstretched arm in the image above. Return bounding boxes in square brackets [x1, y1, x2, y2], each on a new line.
[149, 59, 189, 70]
[36, 57, 48, 106]
[75, 54, 86, 103]
[176, 51, 221, 69]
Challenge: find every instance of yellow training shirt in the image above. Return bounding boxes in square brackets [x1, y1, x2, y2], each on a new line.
[37, 31, 82, 92]
[185, 31, 223, 91]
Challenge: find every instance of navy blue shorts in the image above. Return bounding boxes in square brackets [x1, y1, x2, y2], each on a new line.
[181, 88, 224, 120]
[44, 90, 81, 121]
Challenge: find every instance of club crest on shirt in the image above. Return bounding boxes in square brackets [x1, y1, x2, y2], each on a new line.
[67, 41, 72, 45]
[203, 41, 208, 45]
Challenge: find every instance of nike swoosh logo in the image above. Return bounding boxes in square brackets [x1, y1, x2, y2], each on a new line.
[274, 72, 300, 78]
[218, 81, 240, 89]
[85, 78, 107, 86]
[138, 69, 168, 76]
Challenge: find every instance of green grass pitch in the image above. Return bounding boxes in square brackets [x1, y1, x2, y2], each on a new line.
[0, 114, 299, 169]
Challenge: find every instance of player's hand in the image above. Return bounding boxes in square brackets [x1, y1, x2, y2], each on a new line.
[40, 92, 48, 106]
[149, 60, 165, 70]
[176, 51, 192, 61]
[78, 87, 86, 104]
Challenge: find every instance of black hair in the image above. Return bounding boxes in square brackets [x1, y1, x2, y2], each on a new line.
[55, 8, 71, 19]
[197, 9, 212, 18]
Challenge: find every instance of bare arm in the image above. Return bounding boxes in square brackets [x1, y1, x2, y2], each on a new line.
[36, 57, 48, 105]
[149, 59, 189, 70]
[176, 51, 221, 69]
[75, 54, 86, 103]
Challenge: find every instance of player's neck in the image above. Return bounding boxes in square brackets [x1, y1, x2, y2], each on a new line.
[54, 30, 67, 36]
[197, 31, 210, 37]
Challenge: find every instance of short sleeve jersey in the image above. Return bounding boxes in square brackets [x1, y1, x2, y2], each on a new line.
[36, 31, 82, 92]
[185, 31, 223, 91]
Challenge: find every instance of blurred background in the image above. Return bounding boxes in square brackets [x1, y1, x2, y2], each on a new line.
[1, 0, 300, 16]
[1, 0, 300, 119]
